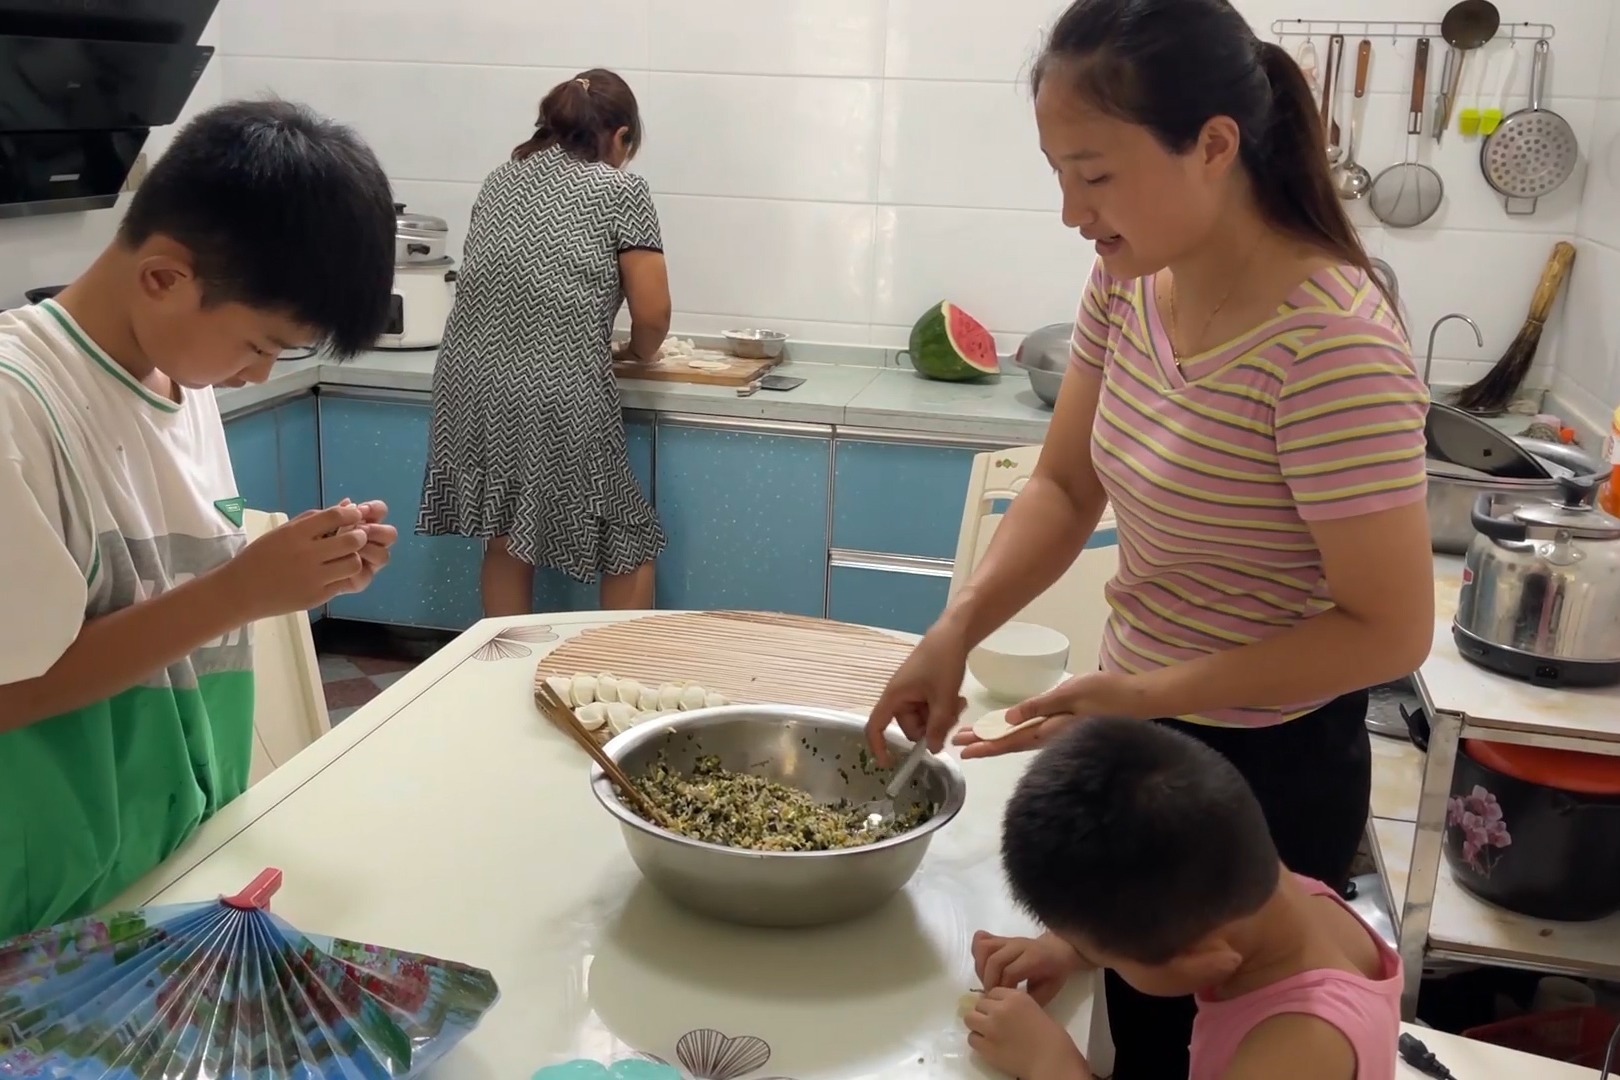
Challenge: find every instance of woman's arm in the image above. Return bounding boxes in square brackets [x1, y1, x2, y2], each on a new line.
[1130, 500, 1434, 718]
[618, 249, 671, 363]
[936, 367, 1110, 651]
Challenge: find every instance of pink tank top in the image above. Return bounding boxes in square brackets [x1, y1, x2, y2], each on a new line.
[1189, 875, 1403, 1079]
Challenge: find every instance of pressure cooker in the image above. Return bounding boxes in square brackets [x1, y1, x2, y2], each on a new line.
[1453, 475, 1620, 688]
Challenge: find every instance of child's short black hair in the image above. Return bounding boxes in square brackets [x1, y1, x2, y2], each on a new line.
[118, 98, 395, 358]
[1001, 717, 1280, 964]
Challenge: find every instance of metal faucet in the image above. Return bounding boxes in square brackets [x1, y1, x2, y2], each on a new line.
[1424, 313, 1484, 385]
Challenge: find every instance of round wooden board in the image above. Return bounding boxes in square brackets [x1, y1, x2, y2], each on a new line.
[535, 611, 915, 715]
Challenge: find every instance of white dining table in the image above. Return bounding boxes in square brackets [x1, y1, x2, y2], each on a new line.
[107, 611, 1601, 1079]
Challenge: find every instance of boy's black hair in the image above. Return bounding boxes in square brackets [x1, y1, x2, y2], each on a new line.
[118, 98, 396, 358]
[1001, 717, 1280, 965]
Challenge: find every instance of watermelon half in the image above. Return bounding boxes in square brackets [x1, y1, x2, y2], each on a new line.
[909, 302, 999, 382]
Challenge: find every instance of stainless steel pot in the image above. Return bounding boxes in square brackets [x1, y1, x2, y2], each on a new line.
[589, 704, 966, 928]
[1453, 475, 1620, 687]
[1426, 439, 1600, 554]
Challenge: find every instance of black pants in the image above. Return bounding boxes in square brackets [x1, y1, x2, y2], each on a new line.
[1102, 690, 1372, 1080]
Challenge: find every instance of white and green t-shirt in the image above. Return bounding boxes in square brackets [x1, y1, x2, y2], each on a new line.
[0, 299, 253, 937]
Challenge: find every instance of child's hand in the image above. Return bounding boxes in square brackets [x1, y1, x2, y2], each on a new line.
[340, 499, 397, 588]
[972, 930, 1088, 1006]
[224, 504, 369, 619]
[963, 988, 1092, 1080]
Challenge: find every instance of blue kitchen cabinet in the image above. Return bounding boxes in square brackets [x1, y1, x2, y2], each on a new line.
[832, 439, 988, 559]
[276, 395, 322, 517]
[654, 420, 830, 616]
[223, 407, 281, 515]
[826, 565, 951, 635]
[319, 395, 483, 629]
[531, 412, 657, 613]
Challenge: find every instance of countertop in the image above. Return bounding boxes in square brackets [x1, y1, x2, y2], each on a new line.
[104, 610, 1602, 1078]
[217, 350, 1058, 444]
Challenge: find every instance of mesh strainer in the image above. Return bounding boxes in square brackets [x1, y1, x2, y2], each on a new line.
[1481, 39, 1577, 215]
[1369, 37, 1444, 229]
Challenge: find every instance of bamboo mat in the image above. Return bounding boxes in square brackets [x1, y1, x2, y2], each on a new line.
[535, 611, 914, 715]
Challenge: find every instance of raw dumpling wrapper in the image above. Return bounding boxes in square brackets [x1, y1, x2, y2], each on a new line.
[704, 691, 728, 708]
[616, 678, 644, 708]
[545, 675, 572, 701]
[971, 708, 1044, 742]
[637, 686, 660, 712]
[574, 702, 609, 731]
[657, 682, 682, 711]
[678, 684, 707, 711]
[570, 673, 598, 707]
[597, 673, 620, 704]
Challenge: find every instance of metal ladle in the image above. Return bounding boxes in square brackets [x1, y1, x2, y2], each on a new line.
[1336, 39, 1373, 200]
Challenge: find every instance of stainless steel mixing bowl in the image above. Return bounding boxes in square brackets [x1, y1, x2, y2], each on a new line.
[589, 704, 967, 928]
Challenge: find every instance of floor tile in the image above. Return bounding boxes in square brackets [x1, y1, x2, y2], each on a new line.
[318, 655, 365, 684]
[323, 676, 384, 710]
[350, 655, 417, 676]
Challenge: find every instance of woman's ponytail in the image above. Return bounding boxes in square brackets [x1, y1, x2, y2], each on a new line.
[1247, 42, 1390, 314]
[512, 69, 643, 164]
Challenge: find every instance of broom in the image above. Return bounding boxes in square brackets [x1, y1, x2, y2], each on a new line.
[1452, 241, 1577, 414]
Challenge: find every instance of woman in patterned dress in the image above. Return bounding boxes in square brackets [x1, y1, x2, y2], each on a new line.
[418, 69, 670, 614]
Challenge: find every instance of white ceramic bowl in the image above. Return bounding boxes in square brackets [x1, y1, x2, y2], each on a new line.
[968, 622, 1070, 702]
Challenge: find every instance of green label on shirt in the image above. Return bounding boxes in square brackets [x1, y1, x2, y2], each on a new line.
[214, 496, 246, 527]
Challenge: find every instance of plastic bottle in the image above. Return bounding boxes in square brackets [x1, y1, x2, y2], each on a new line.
[1603, 405, 1620, 517]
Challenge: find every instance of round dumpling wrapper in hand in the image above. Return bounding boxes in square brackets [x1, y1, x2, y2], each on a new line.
[970, 708, 1046, 742]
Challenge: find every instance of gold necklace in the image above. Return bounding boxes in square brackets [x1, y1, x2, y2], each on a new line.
[1165, 239, 1266, 364]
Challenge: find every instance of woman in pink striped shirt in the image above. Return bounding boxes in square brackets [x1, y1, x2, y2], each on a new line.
[867, 0, 1433, 1075]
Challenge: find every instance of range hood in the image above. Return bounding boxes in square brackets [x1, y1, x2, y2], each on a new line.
[0, 1, 218, 219]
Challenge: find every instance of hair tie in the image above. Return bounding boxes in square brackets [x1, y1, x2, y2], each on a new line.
[576, 77, 591, 91]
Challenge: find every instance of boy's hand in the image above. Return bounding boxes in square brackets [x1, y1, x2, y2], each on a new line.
[341, 499, 398, 590]
[963, 988, 1092, 1080]
[972, 930, 1089, 1006]
[223, 504, 370, 619]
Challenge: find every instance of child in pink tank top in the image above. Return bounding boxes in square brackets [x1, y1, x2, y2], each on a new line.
[963, 717, 1402, 1079]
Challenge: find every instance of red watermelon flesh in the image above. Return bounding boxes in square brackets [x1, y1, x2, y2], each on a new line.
[910, 302, 999, 381]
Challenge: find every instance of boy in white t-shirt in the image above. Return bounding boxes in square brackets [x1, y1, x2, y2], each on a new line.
[0, 100, 401, 938]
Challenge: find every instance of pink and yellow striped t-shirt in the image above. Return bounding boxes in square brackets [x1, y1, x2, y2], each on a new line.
[1071, 261, 1428, 728]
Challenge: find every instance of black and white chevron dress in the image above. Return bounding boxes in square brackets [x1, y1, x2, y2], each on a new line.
[417, 146, 667, 582]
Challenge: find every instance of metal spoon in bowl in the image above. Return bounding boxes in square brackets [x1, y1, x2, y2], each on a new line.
[860, 740, 932, 831]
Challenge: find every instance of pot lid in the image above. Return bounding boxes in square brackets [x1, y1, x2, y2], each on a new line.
[1511, 479, 1620, 539]
[394, 203, 448, 238]
[1466, 740, 1620, 797]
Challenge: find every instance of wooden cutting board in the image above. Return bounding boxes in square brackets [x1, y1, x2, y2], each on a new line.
[535, 611, 914, 714]
[613, 347, 780, 387]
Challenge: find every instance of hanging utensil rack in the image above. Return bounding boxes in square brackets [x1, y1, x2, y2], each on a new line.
[1272, 19, 1554, 43]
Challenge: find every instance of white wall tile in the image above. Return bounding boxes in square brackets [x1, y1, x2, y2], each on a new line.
[647, 0, 886, 78]
[222, 0, 649, 70]
[872, 206, 1090, 332]
[636, 74, 882, 203]
[884, 0, 1062, 83]
[878, 80, 1057, 212]
[657, 196, 877, 324]
[221, 57, 600, 185]
[1578, 99, 1620, 251]
[1558, 240, 1620, 403]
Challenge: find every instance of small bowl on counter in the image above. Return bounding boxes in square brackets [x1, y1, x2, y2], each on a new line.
[723, 328, 789, 360]
[969, 622, 1070, 701]
[589, 704, 965, 928]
